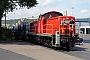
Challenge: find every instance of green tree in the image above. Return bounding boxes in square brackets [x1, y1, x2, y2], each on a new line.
[0, 0, 38, 27]
[0, 0, 38, 40]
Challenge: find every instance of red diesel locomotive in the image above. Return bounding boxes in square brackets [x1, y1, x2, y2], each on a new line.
[26, 11, 83, 50]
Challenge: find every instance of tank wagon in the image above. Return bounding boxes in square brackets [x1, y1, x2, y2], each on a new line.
[26, 11, 83, 50]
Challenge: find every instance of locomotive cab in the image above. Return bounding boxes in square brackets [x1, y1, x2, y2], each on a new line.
[55, 16, 76, 49]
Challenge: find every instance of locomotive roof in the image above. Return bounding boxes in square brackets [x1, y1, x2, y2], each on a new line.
[41, 11, 63, 16]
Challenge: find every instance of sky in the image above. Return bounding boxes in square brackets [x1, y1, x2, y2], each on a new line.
[2, 0, 90, 20]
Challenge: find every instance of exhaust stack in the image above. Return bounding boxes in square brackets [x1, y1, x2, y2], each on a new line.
[64, 10, 67, 16]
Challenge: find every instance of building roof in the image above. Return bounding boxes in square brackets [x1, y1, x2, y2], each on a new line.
[76, 18, 90, 22]
[2, 18, 37, 24]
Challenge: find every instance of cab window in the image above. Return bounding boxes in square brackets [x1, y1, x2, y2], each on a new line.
[55, 13, 63, 17]
[45, 14, 52, 18]
[55, 13, 60, 17]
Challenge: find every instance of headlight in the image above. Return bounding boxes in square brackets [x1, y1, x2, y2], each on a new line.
[61, 39, 66, 43]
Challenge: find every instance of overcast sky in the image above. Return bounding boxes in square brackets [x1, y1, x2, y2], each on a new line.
[2, 0, 90, 20]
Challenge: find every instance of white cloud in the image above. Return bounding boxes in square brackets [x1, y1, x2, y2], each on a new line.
[80, 9, 89, 14]
[2, 0, 90, 20]
[5, 10, 20, 19]
[76, 9, 90, 18]
[42, 0, 52, 6]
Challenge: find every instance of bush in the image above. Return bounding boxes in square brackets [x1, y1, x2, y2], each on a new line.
[0, 27, 13, 42]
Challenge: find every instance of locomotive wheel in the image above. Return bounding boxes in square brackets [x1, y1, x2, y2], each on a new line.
[47, 40, 52, 48]
[48, 42, 52, 48]
[66, 42, 74, 50]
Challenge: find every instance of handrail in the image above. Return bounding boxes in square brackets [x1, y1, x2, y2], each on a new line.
[30, 26, 36, 33]
[59, 24, 75, 34]
[30, 24, 53, 34]
[43, 24, 53, 34]
[59, 25, 61, 34]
